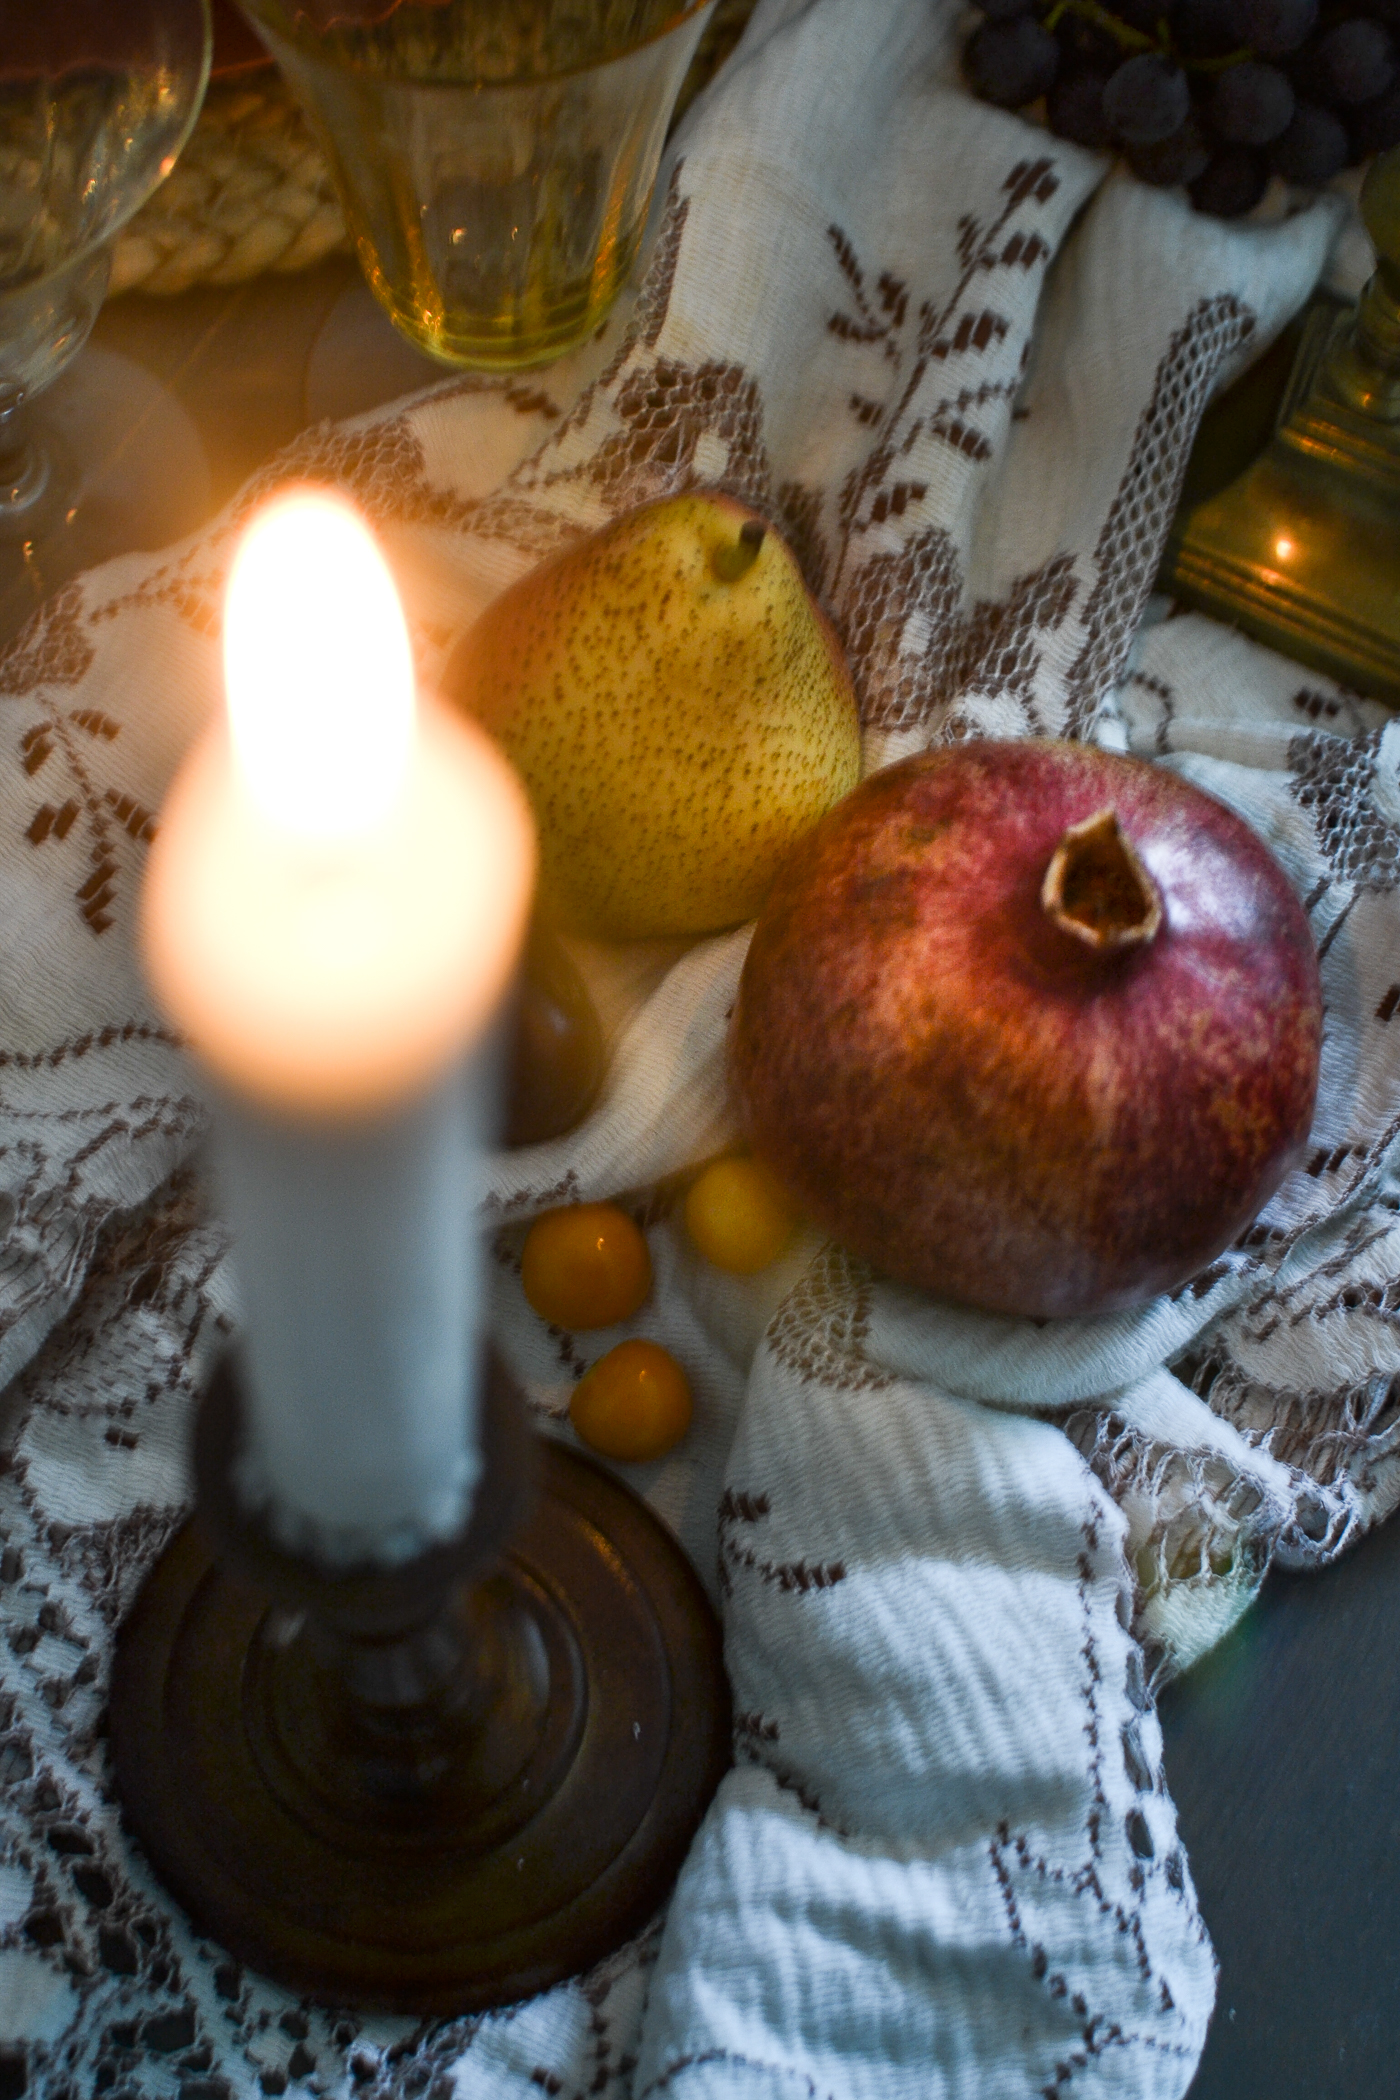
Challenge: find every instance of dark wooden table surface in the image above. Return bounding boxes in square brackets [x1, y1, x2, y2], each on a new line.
[1161, 1510, 1400, 2096]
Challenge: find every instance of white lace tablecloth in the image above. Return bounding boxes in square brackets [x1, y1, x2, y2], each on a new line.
[4, 1, 1400, 2095]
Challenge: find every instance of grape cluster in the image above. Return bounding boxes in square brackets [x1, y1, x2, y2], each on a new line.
[964, 0, 1400, 215]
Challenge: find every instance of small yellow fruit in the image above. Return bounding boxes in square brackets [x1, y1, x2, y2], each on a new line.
[684, 1155, 798, 1274]
[521, 1203, 651, 1329]
[570, 1340, 692, 1462]
[444, 492, 861, 939]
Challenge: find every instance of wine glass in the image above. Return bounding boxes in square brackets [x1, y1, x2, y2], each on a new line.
[0, 0, 212, 631]
[238, 0, 712, 373]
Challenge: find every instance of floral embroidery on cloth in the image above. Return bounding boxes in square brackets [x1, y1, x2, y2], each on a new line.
[0, 1, 1382, 2096]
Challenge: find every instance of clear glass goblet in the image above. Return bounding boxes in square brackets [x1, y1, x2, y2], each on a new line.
[238, 0, 712, 373]
[0, 0, 213, 614]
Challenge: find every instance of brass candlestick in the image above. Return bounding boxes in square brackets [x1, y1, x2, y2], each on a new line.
[110, 1354, 729, 2014]
[1164, 147, 1400, 706]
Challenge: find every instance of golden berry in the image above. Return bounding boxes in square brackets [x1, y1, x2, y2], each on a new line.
[521, 1202, 652, 1329]
[684, 1155, 798, 1274]
[570, 1340, 692, 1463]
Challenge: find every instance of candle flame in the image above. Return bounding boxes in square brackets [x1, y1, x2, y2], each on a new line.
[224, 489, 416, 845]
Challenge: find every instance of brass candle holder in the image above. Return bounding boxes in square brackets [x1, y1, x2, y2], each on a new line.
[1164, 147, 1400, 706]
[110, 1354, 729, 2014]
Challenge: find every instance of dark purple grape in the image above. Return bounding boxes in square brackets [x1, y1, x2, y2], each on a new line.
[1268, 98, 1348, 178]
[1312, 19, 1396, 106]
[1230, 0, 1316, 56]
[1055, 12, 1123, 74]
[978, 0, 1038, 24]
[1116, 0, 1167, 34]
[1348, 79, 1400, 153]
[1189, 145, 1270, 214]
[964, 16, 1060, 107]
[1209, 59, 1295, 141]
[1127, 114, 1212, 183]
[1172, 0, 1238, 60]
[1047, 69, 1115, 146]
[1103, 52, 1192, 141]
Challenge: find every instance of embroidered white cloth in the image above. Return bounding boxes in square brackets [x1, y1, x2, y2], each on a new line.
[4, 0, 1400, 2094]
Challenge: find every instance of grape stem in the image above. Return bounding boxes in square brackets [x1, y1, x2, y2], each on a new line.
[1041, 0, 1160, 57]
[1040, 0, 1252, 72]
[1186, 43, 1257, 71]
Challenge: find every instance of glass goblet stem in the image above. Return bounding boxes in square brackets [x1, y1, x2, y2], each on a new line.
[0, 382, 49, 518]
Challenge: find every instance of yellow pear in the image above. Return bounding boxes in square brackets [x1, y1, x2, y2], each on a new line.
[443, 492, 861, 940]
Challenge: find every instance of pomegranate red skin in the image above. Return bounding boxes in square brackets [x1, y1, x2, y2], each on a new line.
[731, 740, 1323, 1319]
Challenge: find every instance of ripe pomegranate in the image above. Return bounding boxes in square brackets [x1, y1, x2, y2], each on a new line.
[731, 741, 1322, 1319]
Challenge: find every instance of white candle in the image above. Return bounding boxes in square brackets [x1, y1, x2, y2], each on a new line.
[143, 489, 535, 1565]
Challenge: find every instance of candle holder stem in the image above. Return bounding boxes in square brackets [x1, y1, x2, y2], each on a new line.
[270, 1573, 553, 1808]
[111, 1355, 729, 2014]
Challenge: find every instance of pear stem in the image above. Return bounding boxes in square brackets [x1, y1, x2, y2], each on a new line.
[711, 519, 766, 583]
[1041, 808, 1162, 951]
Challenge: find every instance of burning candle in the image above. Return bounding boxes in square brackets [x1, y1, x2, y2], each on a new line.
[143, 489, 535, 1564]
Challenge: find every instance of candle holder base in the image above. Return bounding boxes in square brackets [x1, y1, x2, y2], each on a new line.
[110, 1356, 729, 2014]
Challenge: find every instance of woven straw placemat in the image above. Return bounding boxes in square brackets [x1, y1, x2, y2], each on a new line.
[112, 0, 761, 297]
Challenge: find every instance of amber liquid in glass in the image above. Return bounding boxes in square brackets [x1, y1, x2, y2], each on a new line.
[246, 0, 708, 371]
